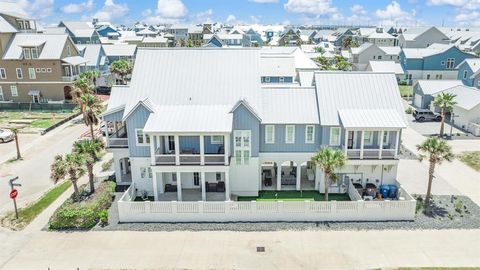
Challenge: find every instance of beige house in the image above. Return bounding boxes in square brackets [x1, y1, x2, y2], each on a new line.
[0, 11, 85, 103]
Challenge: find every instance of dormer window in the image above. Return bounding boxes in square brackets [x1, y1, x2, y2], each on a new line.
[23, 48, 31, 59]
[22, 47, 39, 59]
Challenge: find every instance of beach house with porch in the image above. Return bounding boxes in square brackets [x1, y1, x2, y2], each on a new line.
[102, 48, 415, 222]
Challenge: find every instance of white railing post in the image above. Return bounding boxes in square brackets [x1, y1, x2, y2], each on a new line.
[177, 172, 182, 201]
[150, 135, 156, 165]
[201, 171, 206, 201]
[379, 131, 384, 159]
[174, 135, 180, 165]
[331, 200, 337, 214]
[172, 201, 177, 214]
[360, 131, 365, 159]
[344, 128, 348, 156]
[225, 170, 230, 201]
[103, 118, 109, 147]
[152, 172, 158, 201]
[295, 165, 301, 191]
[224, 134, 230, 165]
[145, 201, 151, 214]
[394, 130, 400, 159]
[276, 163, 282, 191]
[200, 135, 205, 165]
[198, 201, 204, 214]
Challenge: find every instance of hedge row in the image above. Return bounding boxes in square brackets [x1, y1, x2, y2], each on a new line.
[49, 181, 115, 230]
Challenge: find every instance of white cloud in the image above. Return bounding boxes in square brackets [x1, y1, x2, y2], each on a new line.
[195, 9, 213, 23]
[90, 0, 128, 22]
[427, 0, 465, 6]
[455, 10, 480, 26]
[61, 0, 94, 14]
[156, 0, 187, 18]
[249, 0, 278, 3]
[16, 0, 54, 19]
[226, 14, 237, 24]
[350, 4, 366, 15]
[375, 1, 409, 19]
[284, 0, 337, 15]
[141, 9, 152, 17]
[250, 15, 261, 24]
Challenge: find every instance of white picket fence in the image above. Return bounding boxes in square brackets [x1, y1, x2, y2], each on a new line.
[118, 185, 416, 222]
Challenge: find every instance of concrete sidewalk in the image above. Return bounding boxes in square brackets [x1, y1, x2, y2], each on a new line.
[1, 229, 479, 269]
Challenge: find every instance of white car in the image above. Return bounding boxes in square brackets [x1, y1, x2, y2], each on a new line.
[0, 129, 14, 143]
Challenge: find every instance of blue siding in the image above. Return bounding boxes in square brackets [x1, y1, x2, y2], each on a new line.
[457, 62, 474, 86]
[231, 104, 260, 157]
[204, 136, 224, 154]
[423, 47, 475, 71]
[179, 136, 200, 153]
[103, 109, 124, 122]
[259, 124, 321, 152]
[126, 105, 151, 157]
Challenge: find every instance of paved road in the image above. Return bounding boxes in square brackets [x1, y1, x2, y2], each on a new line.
[0, 133, 39, 161]
[0, 229, 479, 269]
[0, 120, 88, 213]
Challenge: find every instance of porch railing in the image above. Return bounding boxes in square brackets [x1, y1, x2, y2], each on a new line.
[345, 148, 396, 159]
[154, 154, 226, 165]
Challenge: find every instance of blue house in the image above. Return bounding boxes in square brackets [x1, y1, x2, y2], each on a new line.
[400, 44, 477, 84]
[456, 58, 480, 89]
[59, 21, 101, 44]
[245, 29, 264, 47]
[96, 25, 118, 38]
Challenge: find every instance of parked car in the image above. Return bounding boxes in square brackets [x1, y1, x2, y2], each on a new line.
[413, 109, 442, 122]
[0, 129, 14, 143]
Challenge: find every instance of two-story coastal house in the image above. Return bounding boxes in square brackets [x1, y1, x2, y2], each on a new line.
[101, 48, 407, 208]
[350, 43, 401, 71]
[59, 21, 101, 44]
[456, 58, 480, 89]
[398, 27, 449, 48]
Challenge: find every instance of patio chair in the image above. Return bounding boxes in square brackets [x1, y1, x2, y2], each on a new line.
[216, 181, 225, 192]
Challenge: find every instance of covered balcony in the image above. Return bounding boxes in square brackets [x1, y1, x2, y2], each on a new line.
[150, 134, 230, 166]
[105, 121, 128, 148]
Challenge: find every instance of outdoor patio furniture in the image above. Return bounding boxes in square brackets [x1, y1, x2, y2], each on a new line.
[281, 175, 296, 185]
[216, 181, 225, 192]
[165, 184, 177, 192]
[206, 182, 217, 192]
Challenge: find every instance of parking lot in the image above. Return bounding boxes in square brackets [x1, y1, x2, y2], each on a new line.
[407, 113, 468, 137]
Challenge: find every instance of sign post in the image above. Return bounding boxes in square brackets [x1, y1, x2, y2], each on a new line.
[8, 177, 21, 219]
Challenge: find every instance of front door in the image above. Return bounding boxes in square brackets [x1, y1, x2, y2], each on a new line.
[32, 94, 39, 103]
[347, 131, 355, 149]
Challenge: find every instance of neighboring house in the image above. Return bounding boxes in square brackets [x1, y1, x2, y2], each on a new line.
[431, 85, 480, 135]
[203, 33, 250, 47]
[299, 29, 317, 45]
[76, 44, 108, 74]
[400, 44, 477, 84]
[102, 44, 137, 64]
[278, 28, 302, 46]
[456, 58, 480, 88]
[313, 30, 334, 43]
[59, 21, 101, 44]
[358, 28, 397, 46]
[411, 80, 463, 108]
[101, 49, 409, 217]
[350, 43, 400, 71]
[366, 61, 404, 82]
[441, 28, 480, 53]
[188, 25, 204, 46]
[245, 28, 264, 47]
[138, 36, 169, 48]
[398, 26, 449, 48]
[96, 25, 118, 38]
[135, 28, 157, 38]
[330, 28, 357, 48]
[166, 24, 189, 44]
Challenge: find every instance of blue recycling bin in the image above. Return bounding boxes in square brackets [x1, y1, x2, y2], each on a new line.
[379, 185, 390, 199]
[389, 185, 398, 199]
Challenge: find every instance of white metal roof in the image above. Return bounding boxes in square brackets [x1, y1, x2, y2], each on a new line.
[62, 56, 88, 66]
[298, 71, 314, 86]
[142, 36, 168, 43]
[379, 46, 401, 55]
[143, 105, 233, 133]
[456, 58, 480, 75]
[314, 72, 407, 127]
[415, 80, 463, 95]
[260, 56, 296, 77]
[102, 44, 137, 56]
[339, 109, 407, 128]
[0, 16, 17, 33]
[104, 86, 129, 114]
[122, 48, 262, 119]
[432, 85, 480, 111]
[3, 34, 69, 60]
[61, 21, 95, 37]
[76, 44, 103, 67]
[402, 44, 454, 59]
[260, 88, 319, 124]
[367, 61, 404, 75]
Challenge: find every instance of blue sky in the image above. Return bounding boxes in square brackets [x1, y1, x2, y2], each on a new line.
[7, 0, 478, 27]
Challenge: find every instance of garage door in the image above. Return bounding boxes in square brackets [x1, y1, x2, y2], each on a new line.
[414, 94, 422, 108]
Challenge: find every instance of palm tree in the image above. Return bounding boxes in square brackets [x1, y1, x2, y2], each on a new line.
[315, 55, 332, 70]
[311, 147, 347, 201]
[80, 70, 101, 89]
[334, 55, 351, 71]
[342, 37, 353, 49]
[71, 76, 92, 112]
[433, 92, 457, 137]
[80, 93, 104, 140]
[50, 153, 86, 200]
[109, 60, 132, 85]
[10, 128, 21, 159]
[416, 137, 454, 212]
[73, 139, 104, 193]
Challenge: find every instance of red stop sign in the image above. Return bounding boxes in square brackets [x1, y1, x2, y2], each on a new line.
[10, 189, 18, 199]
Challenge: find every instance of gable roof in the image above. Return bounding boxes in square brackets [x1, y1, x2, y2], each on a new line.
[75, 44, 103, 67]
[102, 44, 136, 56]
[415, 80, 463, 95]
[367, 61, 404, 74]
[456, 58, 480, 75]
[0, 15, 17, 33]
[2, 34, 70, 60]
[60, 21, 96, 38]
[338, 109, 407, 128]
[402, 44, 459, 59]
[314, 72, 406, 127]
[432, 85, 480, 110]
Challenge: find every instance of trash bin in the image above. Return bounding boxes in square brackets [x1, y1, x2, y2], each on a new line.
[389, 185, 398, 199]
[380, 185, 390, 199]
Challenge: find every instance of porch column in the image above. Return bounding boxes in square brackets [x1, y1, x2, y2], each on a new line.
[295, 165, 301, 191]
[360, 131, 365, 159]
[394, 130, 400, 159]
[103, 117, 109, 147]
[158, 172, 164, 194]
[176, 172, 182, 201]
[379, 131, 384, 159]
[152, 171, 158, 201]
[224, 134, 230, 165]
[150, 135, 156, 165]
[113, 121, 118, 134]
[201, 171, 206, 201]
[174, 135, 180, 165]
[276, 163, 282, 191]
[225, 170, 230, 201]
[344, 128, 348, 156]
[156, 136, 161, 153]
[200, 135, 205, 165]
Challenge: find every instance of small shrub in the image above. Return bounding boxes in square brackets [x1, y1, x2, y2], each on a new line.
[49, 181, 115, 230]
[101, 158, 114, 172]
[98, 209, 109, 226]
[399, 80, 407, 86]
[405, 107, 414, 114]
[454, 200, 463, 214]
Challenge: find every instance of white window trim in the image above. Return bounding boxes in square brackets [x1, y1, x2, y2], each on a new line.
[0, 68, 6, 79]
[10, 85, 18, 97]
[140, 167, 153, 179]
[135, 128, 150, 146]
[329, 127, 341, 146]
[265, 125, 275, 144]
[46, 68, 52, 73]
[379, 131, 390, 147]
[16, 68, 22, 79]
[0, 87, 4, 101]
[211, 135, 224, 144]
[28, 67, 36, 79]
[285, 125, 295, 144]
[363, 131, 374, 146]
[265, 76, 270, 83]
[234, 130, 251, 165]
[305, 125, 315, 144]
[279, 76, 285, 83]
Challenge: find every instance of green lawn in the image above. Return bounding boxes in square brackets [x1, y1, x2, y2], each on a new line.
[30, 119, 55, 128]
[458, 151, 480, 171]
[238, 191, 350, 202]
[399, 85, 413, 97]
[0, 181, 72, 230]
[0, 111, 72, 129]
